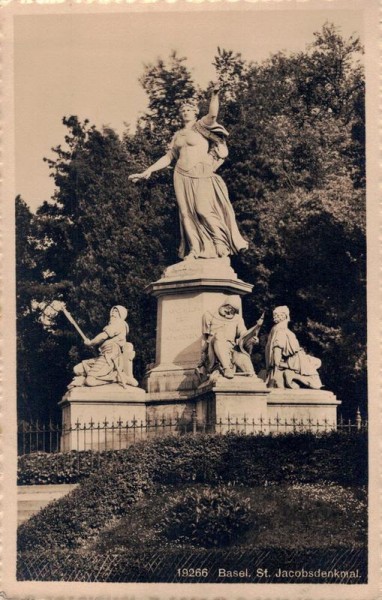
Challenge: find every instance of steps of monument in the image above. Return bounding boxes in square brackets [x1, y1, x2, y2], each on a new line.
[18, 484, 78, 525]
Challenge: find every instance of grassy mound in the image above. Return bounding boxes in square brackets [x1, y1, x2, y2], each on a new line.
[94, 482, 366, 554]
[17, 432, 367, 582]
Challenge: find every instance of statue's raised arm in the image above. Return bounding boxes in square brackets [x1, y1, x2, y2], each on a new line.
[202, 84, 220, 126]
[129, 86, 248, 261]
[68, 306, 138, 389]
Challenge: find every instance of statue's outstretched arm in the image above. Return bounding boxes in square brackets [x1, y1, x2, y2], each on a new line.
[203, 85, 220, 126]
[129, 153, 172, 183]
[85, 331, 108, 347]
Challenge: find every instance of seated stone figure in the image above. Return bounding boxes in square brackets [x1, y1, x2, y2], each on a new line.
[265, 306, 322, 389]
[200, 295, 260, 380]
[69, 305, 138, 388]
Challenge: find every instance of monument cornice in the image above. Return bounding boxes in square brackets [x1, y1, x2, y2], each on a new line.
[146, 277, 253, 297]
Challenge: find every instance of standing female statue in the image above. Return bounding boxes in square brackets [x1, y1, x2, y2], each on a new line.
[129, 86, 248, 260]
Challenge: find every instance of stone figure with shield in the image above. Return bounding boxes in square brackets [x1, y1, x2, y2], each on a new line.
[199, 295, 264, 381]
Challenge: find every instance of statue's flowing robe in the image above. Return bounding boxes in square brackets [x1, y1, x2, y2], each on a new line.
[82, 317, 129, 383]
[265, 321, 321, 376]
[168, 117, 248, 259]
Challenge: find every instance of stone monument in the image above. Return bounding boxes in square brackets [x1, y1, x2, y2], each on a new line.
[58, 85, 340, 443]
[130, 85, 273, 426]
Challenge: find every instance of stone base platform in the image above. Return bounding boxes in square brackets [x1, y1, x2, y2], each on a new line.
[146, 391, 197, 426]
[59, 380, 341, 449]
[59, 384, 146, 451]
[191, 382, 340, 434]
[267, 389, 341, 431]
[144, 363, 199, 394]
[194, 374, 270, 433]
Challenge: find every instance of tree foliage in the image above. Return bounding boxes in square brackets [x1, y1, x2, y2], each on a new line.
[16, 23, 365, 422]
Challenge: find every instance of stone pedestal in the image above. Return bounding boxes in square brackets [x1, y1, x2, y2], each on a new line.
[193, 377, 340, 434]
[267, 388, 341, 431]
[144, 258, 253, 398]
[58, 259, 341, 444]
[194, 373, 270, 433]
[59, 384, 146, 451]
[146, 391, 197, 424]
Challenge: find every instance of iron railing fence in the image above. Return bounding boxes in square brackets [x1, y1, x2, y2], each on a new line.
[18, 410, 367, 456]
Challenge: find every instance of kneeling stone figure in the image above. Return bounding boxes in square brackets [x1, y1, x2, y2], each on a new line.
[200, 295, 261, 381]
[265, 305, 322, 390]
[69, 305, 138, 389]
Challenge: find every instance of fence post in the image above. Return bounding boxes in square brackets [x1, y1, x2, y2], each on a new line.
[338, 413, 343, 432]
[75, 419, 81, 472]
[103, 418, 108, 451]
[356, 407, 362, 431]
[117, 417, 123, 449]
[49, 420, 53, 453]
[192, 407, 197, 435]
[22, 422, 26, 455]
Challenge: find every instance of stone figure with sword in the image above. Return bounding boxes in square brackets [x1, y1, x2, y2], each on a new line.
[40, 301, 138, 389]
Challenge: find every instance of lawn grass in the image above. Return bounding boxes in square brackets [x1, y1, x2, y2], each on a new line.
[91, 482, 367, 554]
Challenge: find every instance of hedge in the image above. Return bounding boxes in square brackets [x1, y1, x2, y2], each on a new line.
[18, 431, 367, 579]
[159, 485, 253, 547]
[18, 441, 154, 552]
[150, 431, 367, 487]
[18, 451, 109, 485]
[18, 432, 367, 580]
[18, 430, 367, 487]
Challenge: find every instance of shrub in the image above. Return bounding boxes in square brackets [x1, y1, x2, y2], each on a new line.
[17, 431, 367, 581]
[18, 432, 367, 555]
[18, 431, 368, 487]
[18, 450, 113, 485]
[18, 441, 155, 552]
[158, 486, 253, 548]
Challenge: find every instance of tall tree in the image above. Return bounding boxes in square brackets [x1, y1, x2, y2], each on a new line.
[138, 50, 198, 150]
[213, 24, 366, 415]
[16, 196, 74, 423]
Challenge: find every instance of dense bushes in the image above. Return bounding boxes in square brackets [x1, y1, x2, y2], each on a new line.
[18, 441, 155, 552]
[17, 431, 367, 581]
[18, 432, 367, 550]
[159, 486, 253, 547]
[149, 431, 367, 487]
[19, 431, 367, 487]
[18, 451, 109, 485]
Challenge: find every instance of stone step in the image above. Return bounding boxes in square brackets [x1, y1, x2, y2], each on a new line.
[19, 491, 70, 502]
[18, 509, 42, 526]
[18, 483, 77, 494]
[18, 484, 78, 525]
